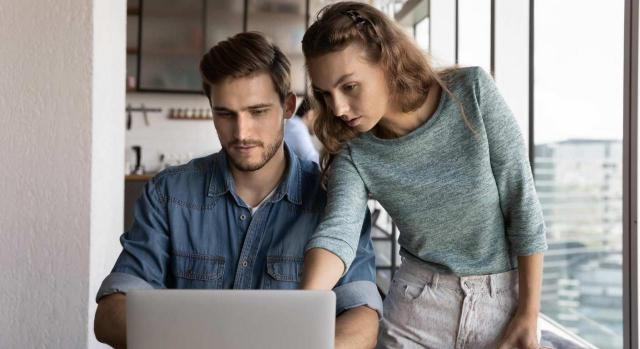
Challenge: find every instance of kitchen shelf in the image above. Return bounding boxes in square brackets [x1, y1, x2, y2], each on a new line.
[167, 116, 213, 121]
[125, 174, 154, 181]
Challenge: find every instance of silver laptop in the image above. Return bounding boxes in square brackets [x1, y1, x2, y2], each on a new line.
[127, 289, 336, 349]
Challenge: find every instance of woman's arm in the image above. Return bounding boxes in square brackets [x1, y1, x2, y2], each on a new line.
[516, 253, 544, 316]
[498, 253, 544, 349]
[473, 67, 546, 347]
[301, 147, 369, 290]
[301, 248, 345, 289]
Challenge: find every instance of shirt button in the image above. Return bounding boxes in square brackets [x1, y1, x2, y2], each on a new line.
[241, 260, 248, 267]
[240, 214, 246, 221]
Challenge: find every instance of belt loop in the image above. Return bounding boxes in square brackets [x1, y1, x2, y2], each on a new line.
[489, 274, 495, 298]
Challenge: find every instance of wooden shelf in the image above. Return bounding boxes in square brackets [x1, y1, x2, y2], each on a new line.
[167, 116, 213, 121]
[125, 174, 154, 181]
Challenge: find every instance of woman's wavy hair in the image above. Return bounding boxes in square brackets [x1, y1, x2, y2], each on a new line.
[302, 1, 470, 185]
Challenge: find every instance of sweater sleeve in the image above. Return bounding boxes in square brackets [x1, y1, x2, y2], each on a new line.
[474, 67, 548, 256]
[305, 145, 369, 272]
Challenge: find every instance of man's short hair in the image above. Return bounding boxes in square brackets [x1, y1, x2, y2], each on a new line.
[200, 32, 291, 104]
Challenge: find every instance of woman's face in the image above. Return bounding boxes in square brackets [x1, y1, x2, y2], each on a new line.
[307, 43, 390, 133]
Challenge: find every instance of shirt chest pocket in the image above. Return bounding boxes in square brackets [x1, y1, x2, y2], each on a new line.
[171, 251, 225, 289]
[262, 256, 303, 289]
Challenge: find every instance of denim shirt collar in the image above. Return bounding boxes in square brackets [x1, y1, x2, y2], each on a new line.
[207, 143, 302, 206]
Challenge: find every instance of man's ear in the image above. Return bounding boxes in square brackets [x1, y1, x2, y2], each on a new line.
[283, 93, 296, 120]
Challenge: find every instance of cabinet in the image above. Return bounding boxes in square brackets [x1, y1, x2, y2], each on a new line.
[246, 0, 307, 94]
[138, 0, 205, 92]
[127, 0, 309, 94]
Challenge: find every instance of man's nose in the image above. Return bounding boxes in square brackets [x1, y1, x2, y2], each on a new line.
[234, 113, 253, 140]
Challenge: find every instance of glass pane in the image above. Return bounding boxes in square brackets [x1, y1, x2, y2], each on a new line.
[205, 0, 244, 49]
[247, 0, 307, 94]
[429, 0, 456, 66]
[139, 0, 204, 91]
[494, 0, 529, 148]
[126, 0, 140, 89]
[457, 0, 491, 72]
[534, 1, 624, 348]
[415, 16, 430, 52]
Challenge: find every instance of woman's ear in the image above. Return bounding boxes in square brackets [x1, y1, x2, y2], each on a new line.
[284, 93, 296, 120]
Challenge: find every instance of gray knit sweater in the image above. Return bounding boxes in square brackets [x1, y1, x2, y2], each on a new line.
[305, 67, 547, 276]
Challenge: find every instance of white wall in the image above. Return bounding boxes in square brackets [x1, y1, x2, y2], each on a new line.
[125, 92, 221, 173]
[0, 0, 125, 347]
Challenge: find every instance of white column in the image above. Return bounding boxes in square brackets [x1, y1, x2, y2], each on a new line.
[0, 0, 125, 347]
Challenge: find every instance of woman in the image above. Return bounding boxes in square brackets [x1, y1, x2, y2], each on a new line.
[299, 2, 547, 349]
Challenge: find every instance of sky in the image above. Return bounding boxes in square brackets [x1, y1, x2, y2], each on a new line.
[534, 0, 624, 144]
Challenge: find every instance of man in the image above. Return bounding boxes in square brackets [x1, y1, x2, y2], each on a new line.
[284, 96, 320, 164]
[94, 32, 382, 349]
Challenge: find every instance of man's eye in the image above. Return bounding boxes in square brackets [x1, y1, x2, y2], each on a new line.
[214, 112, 232, 118]
[252, 109, 268, 115]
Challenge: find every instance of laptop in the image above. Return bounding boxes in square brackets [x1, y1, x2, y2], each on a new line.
[127, 289, 336, 349]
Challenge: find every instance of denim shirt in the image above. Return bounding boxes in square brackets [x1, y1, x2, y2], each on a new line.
[96, 145, 382, 316]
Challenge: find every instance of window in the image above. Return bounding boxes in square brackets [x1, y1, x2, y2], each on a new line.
[534, 1, 625, 348]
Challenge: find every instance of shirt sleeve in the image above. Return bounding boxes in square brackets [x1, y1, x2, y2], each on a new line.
[332, 209, 383, 318]
[305, 146, 369, 273]
[95, 177, 171, 302]
[95, 272, 154, 302]
[474, 67, 548, 256]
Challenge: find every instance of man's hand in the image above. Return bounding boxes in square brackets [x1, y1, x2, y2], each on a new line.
[497, 309, 539, 349]
[335, 306, 379, 349]
[94, 293, 127, 348]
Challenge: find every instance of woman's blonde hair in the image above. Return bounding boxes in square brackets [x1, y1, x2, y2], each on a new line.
[302, 1, 469, 184]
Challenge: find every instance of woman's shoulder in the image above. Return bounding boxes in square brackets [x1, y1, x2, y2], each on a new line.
[440, 66, 492, 91]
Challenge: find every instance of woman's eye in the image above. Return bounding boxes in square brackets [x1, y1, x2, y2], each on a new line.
[343, 83, 358, 92]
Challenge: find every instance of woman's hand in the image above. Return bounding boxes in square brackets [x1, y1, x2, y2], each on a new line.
[497, 309, 539, 349]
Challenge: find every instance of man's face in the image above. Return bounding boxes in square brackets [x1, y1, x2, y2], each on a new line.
[210, 72, 294, 172]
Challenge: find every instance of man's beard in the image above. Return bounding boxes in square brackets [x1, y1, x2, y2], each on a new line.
[227, 127, 284, 172]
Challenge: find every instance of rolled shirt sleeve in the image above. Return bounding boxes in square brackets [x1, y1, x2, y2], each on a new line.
[333, 281, 383, 318]
[96, 272, 154, 302]
[95, 177, 170, 303]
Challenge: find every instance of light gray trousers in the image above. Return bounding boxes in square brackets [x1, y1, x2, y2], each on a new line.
[377, 258, 519, 349]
